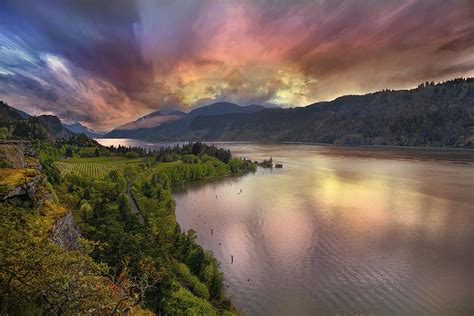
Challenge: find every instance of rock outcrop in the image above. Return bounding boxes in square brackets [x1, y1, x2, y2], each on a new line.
[1, 141, 44, 201]
[2, 141, 81, 251]
[51, 212, 81, 251]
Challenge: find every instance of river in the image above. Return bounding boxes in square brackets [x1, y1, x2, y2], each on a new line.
[96, 139, 473, 315]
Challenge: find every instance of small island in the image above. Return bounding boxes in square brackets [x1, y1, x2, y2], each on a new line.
[256, 157, 283, 169]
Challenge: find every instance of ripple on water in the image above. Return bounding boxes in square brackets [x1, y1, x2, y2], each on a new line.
[173, 143, 473, 315]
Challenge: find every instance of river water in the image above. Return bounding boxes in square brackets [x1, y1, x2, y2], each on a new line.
[96, 139, 473, 315]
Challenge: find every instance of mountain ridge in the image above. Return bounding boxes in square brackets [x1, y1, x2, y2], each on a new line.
[105, 102, 265, 138]
[0, 101, 73, 140]
[111, 109, 186, 132]
[0, 102, 108, 140]
[63, 122, 105, 138]
[105, 79, 474, 148]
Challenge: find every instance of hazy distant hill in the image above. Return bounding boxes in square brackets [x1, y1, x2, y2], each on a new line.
[110, 110, 185, 132]
[64, 122, 105, 138]
[187, 102, 265, 116]
[111, 79, 473, 148]
[105, 102, 265, 138]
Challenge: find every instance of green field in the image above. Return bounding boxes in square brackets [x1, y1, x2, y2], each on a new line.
[54, 157, 143, 178]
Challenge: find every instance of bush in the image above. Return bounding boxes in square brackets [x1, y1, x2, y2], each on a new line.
[175, 263, 210, 299]
[181, 154, 200, 164]
[124, 151, 140, 159]
[0, 161, 12, 168]
[40, 158, 61, 184]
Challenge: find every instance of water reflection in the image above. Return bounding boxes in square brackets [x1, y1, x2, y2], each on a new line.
[173, 144, 473, 315]
[95, 140, 474, 314]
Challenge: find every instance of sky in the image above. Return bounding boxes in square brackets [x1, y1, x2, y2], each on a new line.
[0, 0, 473, 131]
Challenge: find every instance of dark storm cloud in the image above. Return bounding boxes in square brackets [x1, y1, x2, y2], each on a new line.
[0, 0, 153, 94]
[0, 73, 58, 102]
[248, 0, 474, 88]
[0, 0, 472, 129]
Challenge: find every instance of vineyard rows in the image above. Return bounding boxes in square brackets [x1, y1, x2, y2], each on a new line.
[54, 159, 142, 178]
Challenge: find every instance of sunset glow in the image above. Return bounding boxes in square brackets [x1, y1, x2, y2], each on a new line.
[1, 0, 473, 130]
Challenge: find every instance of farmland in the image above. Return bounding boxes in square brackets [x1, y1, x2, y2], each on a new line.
[54, 157, 143, 178]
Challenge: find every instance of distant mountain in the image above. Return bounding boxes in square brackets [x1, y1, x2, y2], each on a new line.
[105, 102, 264, 138]
[107, 79, 473, 148]
[64, 122, 105, 138]
[0, 101, 73, 140]
[187, 102, 265, 117]
[111, 110, 185, 133]
[140, 110, 164, 120]
[186, 79, 474, 148]
[167, 110, 186, 116]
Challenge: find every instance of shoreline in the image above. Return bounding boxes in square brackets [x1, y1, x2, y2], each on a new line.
[95, 138, 473, 152]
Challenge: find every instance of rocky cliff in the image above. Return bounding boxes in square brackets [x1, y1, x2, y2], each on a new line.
[0, 141, 45, 201]
[1, 141, 80, 250]
[51, 212, 81, 251]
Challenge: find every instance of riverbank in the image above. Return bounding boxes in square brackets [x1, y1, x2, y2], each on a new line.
[95, 138, 474, 162]
[1, 139, 257, 314]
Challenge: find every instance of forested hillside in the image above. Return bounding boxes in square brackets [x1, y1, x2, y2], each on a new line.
[0, 101, 73, 140]
[128, 79, 474, 148]
[1, 138, 254, 314]
[105, 102, 266, 138]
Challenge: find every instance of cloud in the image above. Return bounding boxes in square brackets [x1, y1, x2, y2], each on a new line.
[0, 31, 147, 130]
[0, 73, 58, 102]
[0, 0, 473, 129]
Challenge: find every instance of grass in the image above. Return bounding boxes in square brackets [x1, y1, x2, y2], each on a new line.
[54, 157, 143, 179]
[154, 161, 182, 171]
[0, 168, 38, 196]
[0, 144, 24, 168]
[42, 200, 68, 231]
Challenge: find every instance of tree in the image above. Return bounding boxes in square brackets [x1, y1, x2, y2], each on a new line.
[228, 158, 243, 174]
[191, 142, 204, 155]
[0, 205, 121, 314]
[125, 151, 139, 159]
[40, 158, 61, 184]
[65, 147, 73, 158]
